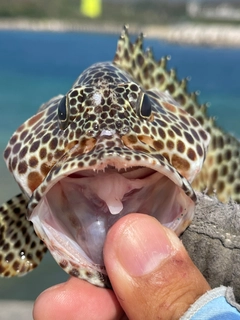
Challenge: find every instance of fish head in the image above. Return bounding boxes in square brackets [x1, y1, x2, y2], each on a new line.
[3, 62, 210, 286]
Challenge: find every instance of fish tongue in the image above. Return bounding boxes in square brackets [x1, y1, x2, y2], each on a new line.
[89, 172, 143, 215]
[105, 198, 123, 215]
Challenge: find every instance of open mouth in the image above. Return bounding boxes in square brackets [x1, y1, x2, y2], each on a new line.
[30, 161, 195, 274]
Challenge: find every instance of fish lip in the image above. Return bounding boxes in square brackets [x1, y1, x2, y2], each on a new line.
[28, 147, 196, 214]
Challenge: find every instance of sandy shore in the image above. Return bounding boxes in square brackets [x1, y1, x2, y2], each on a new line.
[0, 18, 240, 47]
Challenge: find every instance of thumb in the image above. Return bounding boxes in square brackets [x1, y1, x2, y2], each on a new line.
[104, 214, 210, 320]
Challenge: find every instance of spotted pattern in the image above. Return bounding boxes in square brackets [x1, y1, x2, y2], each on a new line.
[0, 26, 237, 287]
[192, 131, 240, 202]
[0, 194, 47, 277]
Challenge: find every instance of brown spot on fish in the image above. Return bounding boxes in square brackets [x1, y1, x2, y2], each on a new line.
[69, 268, 80, 277]
[162, 102, 176, 113]
[59, 260, 68, 268]
[153, 140, 164, 151]
[28, 172, 43, 192]
[30, 140, 40, 153]
[4, 147, 11, 160]
[177, 140, 185, 153]
[5, 252, 14, 263]
[187, 148, 197, 161]
[40, 163, 51, 177]
[18, 161, 28, 174]
[167, 140, 174, 150]
[172, 154, 190, 173]
[29, 156, 39, 168]
[28, 111, 44, 127]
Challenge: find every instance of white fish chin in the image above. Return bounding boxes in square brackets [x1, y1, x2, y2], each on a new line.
[30, 167, 195, 271]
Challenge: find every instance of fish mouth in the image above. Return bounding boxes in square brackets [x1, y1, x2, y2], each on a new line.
[29, 150, 195, 284]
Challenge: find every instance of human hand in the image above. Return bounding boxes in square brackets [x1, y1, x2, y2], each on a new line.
[33, 214, 210, 319]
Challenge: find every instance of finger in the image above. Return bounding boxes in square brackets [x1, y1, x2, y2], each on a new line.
[33, 276, 124, 320]
[104, 214, 210, 320]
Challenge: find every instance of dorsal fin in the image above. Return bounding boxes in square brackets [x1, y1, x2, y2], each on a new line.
[113, 26, 209, 129]
[113, 26, 240, 203]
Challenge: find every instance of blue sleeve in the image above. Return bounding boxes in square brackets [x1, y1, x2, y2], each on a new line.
[181, 286, 240, 319]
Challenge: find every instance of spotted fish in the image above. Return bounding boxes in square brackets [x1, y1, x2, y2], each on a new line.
[0, 27, 239, 287]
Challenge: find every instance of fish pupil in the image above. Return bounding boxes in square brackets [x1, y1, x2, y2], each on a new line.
[58, 95, 69, 130]
[139, 93, 152, 118]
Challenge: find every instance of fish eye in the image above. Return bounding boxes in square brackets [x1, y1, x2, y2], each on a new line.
[137, 92, 152, 119]
[58, 95, 70, 130]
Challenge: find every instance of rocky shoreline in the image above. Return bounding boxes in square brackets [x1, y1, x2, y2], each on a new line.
[0, 18, 240, 47]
